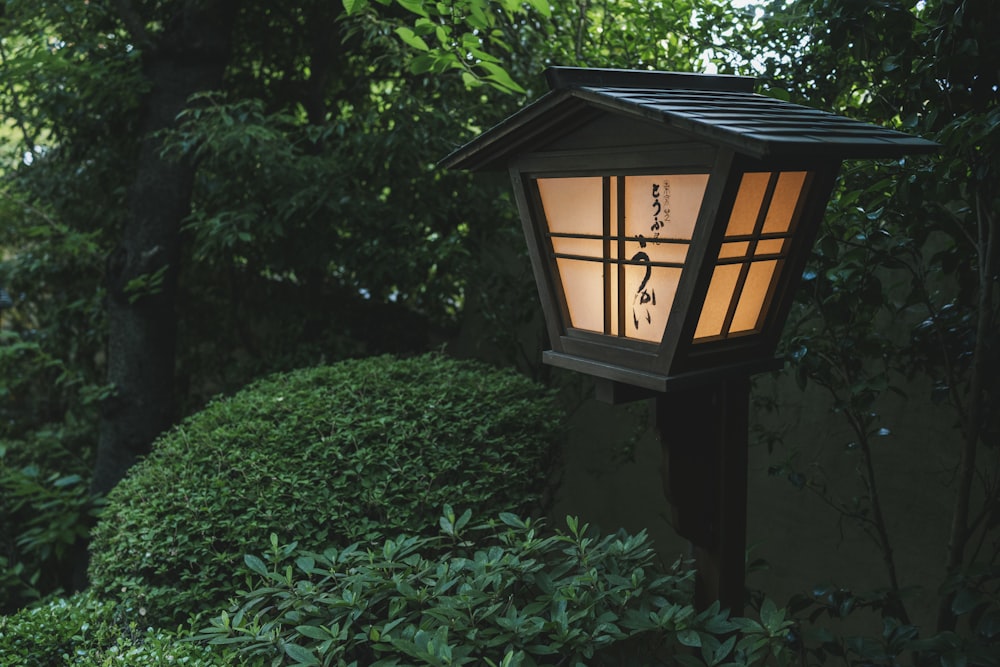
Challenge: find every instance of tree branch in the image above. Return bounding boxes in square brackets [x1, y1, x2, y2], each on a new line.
[938, 186, 996, 631]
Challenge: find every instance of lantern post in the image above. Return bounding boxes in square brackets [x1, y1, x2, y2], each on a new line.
[443, 67, 937, 613]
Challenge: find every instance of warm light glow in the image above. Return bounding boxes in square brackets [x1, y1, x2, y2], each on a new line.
[694, 263, 741, 338]
[538, 173, 709, 343]
[693, 171, 810, 342]
[763, 171, 807, 234]
[724, 172, 769, 236]
[541, 177, 606, 333]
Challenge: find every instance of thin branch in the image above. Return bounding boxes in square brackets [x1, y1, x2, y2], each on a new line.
[574, 0, 588, 63]
[846, 406, 910, 623]
[939, 185, 996, 631]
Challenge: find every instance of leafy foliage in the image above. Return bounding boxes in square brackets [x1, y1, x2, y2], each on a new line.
[746, 0, 1000, 651]
[197, 509, 796, 667]
[785, 578, 1000, 667]
[0, 591, 245, 666]
[0, 433, 102, 613]
[87, 354, 562, 624]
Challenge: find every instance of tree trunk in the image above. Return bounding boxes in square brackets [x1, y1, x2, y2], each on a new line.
[91, 2, 238, 499]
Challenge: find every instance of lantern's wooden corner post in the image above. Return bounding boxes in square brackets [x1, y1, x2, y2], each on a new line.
[655, 375, 750, 615]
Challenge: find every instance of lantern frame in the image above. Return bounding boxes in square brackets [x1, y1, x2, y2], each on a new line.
[444, 67, 937, 394]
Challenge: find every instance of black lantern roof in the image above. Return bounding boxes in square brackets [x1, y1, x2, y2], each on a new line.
[442, 67, 939, 170]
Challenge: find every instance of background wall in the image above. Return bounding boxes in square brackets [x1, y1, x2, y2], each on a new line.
[549, 370, 963, 631]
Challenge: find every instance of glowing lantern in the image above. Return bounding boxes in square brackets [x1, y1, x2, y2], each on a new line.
[443, 67, 937, 610]
[444, 67, 935, 396]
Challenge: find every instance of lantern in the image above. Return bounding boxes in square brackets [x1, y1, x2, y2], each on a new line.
[443, 67, 937, 610]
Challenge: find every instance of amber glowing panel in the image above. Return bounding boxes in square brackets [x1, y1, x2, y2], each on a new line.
[693, 171, 810, 342]
[538, 174, 709, 343]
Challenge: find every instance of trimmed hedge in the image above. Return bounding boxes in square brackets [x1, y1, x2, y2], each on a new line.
[88, 354, 562, 624]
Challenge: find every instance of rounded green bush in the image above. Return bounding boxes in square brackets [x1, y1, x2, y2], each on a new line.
[88, 353, 561, 623]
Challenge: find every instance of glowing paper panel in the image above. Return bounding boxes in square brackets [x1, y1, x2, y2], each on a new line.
[538, 173, 709, 343]
[694, 171, 811, 342]
[694, 264, 741, 339]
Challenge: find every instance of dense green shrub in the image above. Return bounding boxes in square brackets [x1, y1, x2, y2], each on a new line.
[0, 591, 245, 666]
[198, 509, 795, 667]
[88, 353, 561, 624]
[0, 593, 109, 666]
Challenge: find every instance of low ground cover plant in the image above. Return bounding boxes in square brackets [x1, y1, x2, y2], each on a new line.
[197, 509, 797, 667]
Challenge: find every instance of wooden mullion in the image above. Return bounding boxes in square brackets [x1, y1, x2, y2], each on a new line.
[603, 176, 612, 335]
[617, 176, 627, 337]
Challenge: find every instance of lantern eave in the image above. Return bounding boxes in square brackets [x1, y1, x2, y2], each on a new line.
[441, 68, 940, 172]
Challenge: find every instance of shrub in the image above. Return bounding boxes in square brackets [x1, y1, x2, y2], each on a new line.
[197, 509, 795, 667]
[88, 353, 562, 624]
[0, 591, 245, 666]
[0, 593, 109, 666]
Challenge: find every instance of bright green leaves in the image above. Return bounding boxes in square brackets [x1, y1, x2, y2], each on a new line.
[478, 61, 525, 94]
[395, 26, 430, 51]
[341, 0, 369, 15]
[525, 0, 551, 18]
[396, 0, 430, 17]
[365, 0, 539, 94]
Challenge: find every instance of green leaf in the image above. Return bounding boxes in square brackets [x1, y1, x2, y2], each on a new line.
[477, 62, 525, 94]
[455, 508, 472, 532]
[396, 0, 430, 18]
[678, 629, 702, 647]
[244, 554, 269, 577]
[284, 643, 320, 665]
[526, 0, 551, 17]
[763, 87, 790, 101]
[341, 0, 369, 15]
[409, 54, 438, 74]
[296, 624, 331, 640]
[395, 26, 430, 51]
[53, 474, 83, 488]
[760, 598, 781, 631]
[951, 587, 980, 616]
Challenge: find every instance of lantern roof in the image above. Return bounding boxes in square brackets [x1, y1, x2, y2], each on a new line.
[442, 67, 939, 170]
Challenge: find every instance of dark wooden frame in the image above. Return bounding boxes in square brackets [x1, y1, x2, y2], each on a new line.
[509, 139, 841, 392]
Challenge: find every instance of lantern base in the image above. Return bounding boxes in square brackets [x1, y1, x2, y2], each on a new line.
[542, 350, 782, 400]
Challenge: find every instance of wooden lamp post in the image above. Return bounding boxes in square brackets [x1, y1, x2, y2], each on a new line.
[443, 67, 937, 613]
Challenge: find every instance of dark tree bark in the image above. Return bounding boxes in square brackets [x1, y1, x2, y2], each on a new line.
[91, 1, 238, 498]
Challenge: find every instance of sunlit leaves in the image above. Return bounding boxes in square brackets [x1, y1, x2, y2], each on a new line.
[395, 26, 430, 51]
[341, 0, 369, 15]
